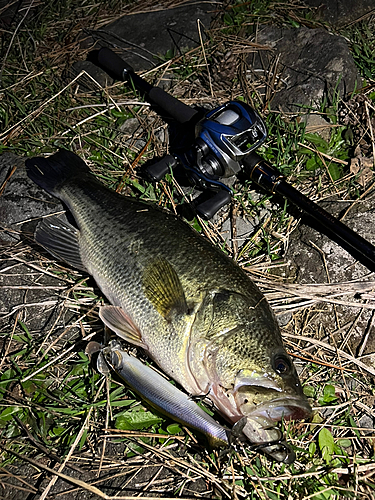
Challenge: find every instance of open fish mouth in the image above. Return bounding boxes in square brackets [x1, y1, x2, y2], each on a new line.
[233, 397, 312, 463]
[232, 371, 312, 423]
[247, 396, 313, 422]
[236, 396, 312, 443]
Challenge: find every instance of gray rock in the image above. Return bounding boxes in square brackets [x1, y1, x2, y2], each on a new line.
[253, 26, 361, 113]
[304, 0, 374, 26]
[221, 216, 256, 249]
[359, 413, 374, 431]
[286, 197, 375, 284]
[302, 113, 332, 142]
[71, 2, 215, 88]
[0, 153, 64, 244]
[285, 196, 375, 356]
[91, 2, 215, 72]
[119, 117, 141, 135]
[0, 154, 76, 334]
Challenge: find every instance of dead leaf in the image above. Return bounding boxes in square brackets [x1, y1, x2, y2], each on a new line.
[350, 146, 374, 188]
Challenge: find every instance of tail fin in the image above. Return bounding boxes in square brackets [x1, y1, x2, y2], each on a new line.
[25, 149, 91, 197]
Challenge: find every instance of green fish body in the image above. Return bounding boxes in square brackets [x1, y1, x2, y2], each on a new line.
[26, 150, 311, 452]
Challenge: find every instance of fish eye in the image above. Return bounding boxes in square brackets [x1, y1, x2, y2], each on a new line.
[273, 354, 291, 375]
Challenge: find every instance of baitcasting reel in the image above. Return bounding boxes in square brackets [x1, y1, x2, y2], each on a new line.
[146, 101, 267, 218]
[96, 46, 267, 218]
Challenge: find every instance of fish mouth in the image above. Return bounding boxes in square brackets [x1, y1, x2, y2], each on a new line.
[245, 396, 312, 422]
[233, 397, 312, 462]
[234, 395, 312, 445]
[232, 371, 312, 422]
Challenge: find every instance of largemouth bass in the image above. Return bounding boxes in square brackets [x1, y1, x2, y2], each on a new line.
[26, 149, 311, 457]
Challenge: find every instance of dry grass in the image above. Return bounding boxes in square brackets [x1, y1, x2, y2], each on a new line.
[1, 0, 375, 498]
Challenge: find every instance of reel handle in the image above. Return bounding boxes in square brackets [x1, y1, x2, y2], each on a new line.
[145, 154, 231, 219]
[97, 47, 198, 124]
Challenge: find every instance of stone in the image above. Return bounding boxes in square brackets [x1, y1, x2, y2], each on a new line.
[90, 2, 215, 72]
[304, 0, 374, 26]
[221, 216, 256, 249]
[286, 197, 375, 284]
[71, 2, 216, 89]
[253, 26, 361, 113]
[0, 157, 82, 375]
[0, 153, 64, 244]
[286, 196, 375, 283]
[302, 113, 332, 142]
[284, 196, 375, 356]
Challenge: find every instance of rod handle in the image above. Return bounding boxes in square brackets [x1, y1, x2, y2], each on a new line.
[97, 47, 198, 124]
[97, 47, 134, 80]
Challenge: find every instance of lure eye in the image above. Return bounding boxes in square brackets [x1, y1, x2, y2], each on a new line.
[273, 355, 291, 375]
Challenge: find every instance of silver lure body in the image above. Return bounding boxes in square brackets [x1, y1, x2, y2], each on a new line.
[99, 340, 229, 447]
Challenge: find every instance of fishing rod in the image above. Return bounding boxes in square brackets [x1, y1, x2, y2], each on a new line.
[95, 47, 375, 271]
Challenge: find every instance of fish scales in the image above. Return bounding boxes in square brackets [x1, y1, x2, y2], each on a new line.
[61, 175, 279, 387]
[26, 149, 311, 452]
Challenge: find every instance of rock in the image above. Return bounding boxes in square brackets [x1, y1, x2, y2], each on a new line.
[71, 2, 215, 92]
[71, 2, 215, 88]
[285, 196, 375, 356]
[119, 117, 148, 150]
[0, 154, 77, 334]
[119, 117, 141, 135]
[304, 0, 374, 26]
[253, 26, 361, 113]
[350, 146, 374, 188]
[0, 153, 64, 244]
[221, 216, 256, 249]
[302, 113, 332, 142]
[286, 196, 375, 283]
[90, 2, 215, 72]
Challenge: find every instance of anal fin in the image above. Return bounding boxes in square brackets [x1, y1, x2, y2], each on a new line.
[35, 216, 87, 272]
[99, 305, 146, 348]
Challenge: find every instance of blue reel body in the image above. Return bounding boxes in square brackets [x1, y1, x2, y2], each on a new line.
[146, 100, 267, 218]
[197, 101, 267, 176]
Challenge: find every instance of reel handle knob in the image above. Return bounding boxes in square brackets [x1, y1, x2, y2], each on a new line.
[145, 155, 177, 182]
[196, 190, 232, 219]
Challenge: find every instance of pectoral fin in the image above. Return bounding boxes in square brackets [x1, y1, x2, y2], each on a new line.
[35, 216, 87, 272]
[142, 258, 188, 320]
[99, 306, 146, 348]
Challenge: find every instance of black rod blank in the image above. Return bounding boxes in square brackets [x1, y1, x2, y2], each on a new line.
[243, 152, 375, 271]
[97, 47, 198, 124]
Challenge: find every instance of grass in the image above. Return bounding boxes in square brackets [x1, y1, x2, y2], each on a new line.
[1, 0, 375, 498]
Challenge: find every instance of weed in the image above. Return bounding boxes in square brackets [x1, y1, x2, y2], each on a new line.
[347, 18, 375, 80]
[1, 0, 375, 498]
